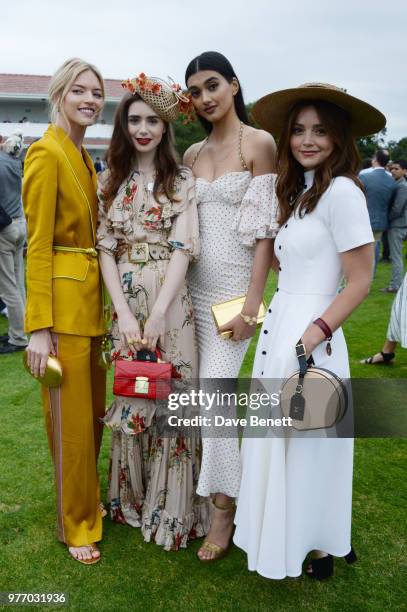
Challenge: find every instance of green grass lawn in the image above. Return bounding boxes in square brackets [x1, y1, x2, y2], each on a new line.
[0, 259, 406, 612]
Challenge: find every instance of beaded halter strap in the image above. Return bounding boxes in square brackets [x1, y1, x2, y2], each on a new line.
[191, 121, 249, 171]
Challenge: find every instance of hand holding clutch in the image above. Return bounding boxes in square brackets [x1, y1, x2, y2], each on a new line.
[23, 352, 63, 387]
[211, 295, 267, 340]
[25, 329, 56, 377]
[218, 314, 257, 342]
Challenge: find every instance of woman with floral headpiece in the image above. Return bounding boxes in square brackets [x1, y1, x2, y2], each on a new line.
[96, 73, 210, 550]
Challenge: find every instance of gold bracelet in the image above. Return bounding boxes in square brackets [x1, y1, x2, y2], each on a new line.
[239, 312, 257, 326]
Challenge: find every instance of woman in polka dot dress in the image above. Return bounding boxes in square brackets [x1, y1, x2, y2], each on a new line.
[183, 51, 279, 561]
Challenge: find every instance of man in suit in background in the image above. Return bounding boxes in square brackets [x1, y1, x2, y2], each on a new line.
[381, 160, 407, 292]
[360, 149, 396, 272]
[0, 131, 27, 354]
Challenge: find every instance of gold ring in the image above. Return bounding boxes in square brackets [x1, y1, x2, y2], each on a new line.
[141, 338, 147, 345]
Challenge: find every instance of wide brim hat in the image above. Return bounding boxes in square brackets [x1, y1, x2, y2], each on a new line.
[252, 82, 386, 139]
[122, 73, 194, 123]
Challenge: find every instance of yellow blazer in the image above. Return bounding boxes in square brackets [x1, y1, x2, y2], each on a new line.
[23, 125, 104, 336]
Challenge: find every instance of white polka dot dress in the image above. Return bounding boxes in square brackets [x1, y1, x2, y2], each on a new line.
[188, 172, 278, 497]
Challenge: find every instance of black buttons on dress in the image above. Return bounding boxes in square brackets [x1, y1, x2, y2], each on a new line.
[262, 350, 267, 355]
[264, 330, 268, 334]
[304, 184, 307, 189]
[261, 371, 264, 375]
[278, 245, 281, 250]
[276, 288, 279, 292]
[279, 266, 282, 271]
[268, 309, 272, 313]
[285, 224, 288, 228]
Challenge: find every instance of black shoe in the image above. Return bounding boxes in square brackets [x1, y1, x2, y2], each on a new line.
[0, 334, 9, 343]
[344, 546, 357, 564]
[0, 341, 27, 354]
[306, 554, 334, 580]
[306, 546, 357, 580]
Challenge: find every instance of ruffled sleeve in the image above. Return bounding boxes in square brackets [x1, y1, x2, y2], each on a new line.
[167, 168, 200, 260]
[233, 173, 279, 246]
[96, 171, 118, 256]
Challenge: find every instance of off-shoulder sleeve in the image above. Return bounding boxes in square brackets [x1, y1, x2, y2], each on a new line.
[325, 177, 374, 252]
[96, 171, 118, 256]
[167, 168, 200, 260]
[233, 173, 279, 246]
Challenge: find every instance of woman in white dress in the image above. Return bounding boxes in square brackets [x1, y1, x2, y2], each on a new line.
[234, 83, 385, 579]
[183, 51, 279, 561]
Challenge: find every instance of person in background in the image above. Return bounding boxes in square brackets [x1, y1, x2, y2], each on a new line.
[380, 160, 407, 292]
[0, 130, 27, 354]
[362, 271, 407, 364]
[360, 149, 396, 270]
[94, 156, 105, 173]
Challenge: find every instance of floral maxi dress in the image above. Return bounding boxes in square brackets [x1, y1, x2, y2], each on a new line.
[96, 167, 210, 550]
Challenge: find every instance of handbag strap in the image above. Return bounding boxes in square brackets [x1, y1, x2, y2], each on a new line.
[295, 340, 314, 391]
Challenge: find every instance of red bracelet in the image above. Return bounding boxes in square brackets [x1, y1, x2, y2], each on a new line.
[313, 317, 333, 340]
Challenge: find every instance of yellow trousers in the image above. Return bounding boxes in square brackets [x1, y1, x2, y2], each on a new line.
[41, 334, 106, 547]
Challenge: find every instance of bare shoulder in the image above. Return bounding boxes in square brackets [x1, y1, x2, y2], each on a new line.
[243, 126, 276, 174]
[183, 140, 205, 168]
[245, 126, 276, 153]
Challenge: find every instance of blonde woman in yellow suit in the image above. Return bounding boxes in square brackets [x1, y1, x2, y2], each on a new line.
[23, 59, 106, 564]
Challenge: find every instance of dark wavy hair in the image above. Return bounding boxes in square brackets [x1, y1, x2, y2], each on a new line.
[276, 99, 363, 225]
[103, 93, 180, 206]
[185, 51, 249, 133]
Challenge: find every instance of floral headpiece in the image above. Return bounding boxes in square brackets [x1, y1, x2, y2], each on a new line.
[122, 73, 195, 124]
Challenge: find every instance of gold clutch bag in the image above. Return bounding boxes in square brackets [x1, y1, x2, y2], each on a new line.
[211, 295, 267, 338]
[23, 353, 63, 387]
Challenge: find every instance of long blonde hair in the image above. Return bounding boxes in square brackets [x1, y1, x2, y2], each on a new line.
[48, 58, 105, 127]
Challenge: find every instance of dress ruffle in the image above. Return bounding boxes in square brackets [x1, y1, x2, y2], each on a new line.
[108, 427, 210, 551]
[96, 167, 198, 252]
[233, 173, 280, 246]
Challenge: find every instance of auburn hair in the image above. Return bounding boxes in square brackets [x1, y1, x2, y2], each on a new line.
[103, 93, 180, 206]
[276, 100, 363, 225]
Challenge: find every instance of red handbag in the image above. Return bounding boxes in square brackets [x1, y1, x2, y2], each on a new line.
[113, 349, 174, 400]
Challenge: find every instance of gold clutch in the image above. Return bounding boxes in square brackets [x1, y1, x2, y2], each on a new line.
[23, 353, 63, 387]
[211, 295, 267, 338]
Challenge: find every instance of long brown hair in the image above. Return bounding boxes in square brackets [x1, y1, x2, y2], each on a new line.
[276, 100, 362, 225]
[103, 93, 180, 205]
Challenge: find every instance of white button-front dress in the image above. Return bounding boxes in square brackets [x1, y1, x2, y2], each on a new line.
[234, 171, 374, 579]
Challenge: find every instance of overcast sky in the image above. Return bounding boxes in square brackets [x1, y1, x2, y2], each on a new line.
[2, 0, 406, 141]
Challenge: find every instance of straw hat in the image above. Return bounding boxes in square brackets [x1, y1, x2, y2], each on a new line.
[252, 82, 386, 138]
[122, 73, 194, 123]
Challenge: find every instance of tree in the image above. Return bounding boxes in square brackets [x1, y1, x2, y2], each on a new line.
[356, 128, 387, 161]
[388, 138, 407, 162]
[173, 118, 205, 157]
